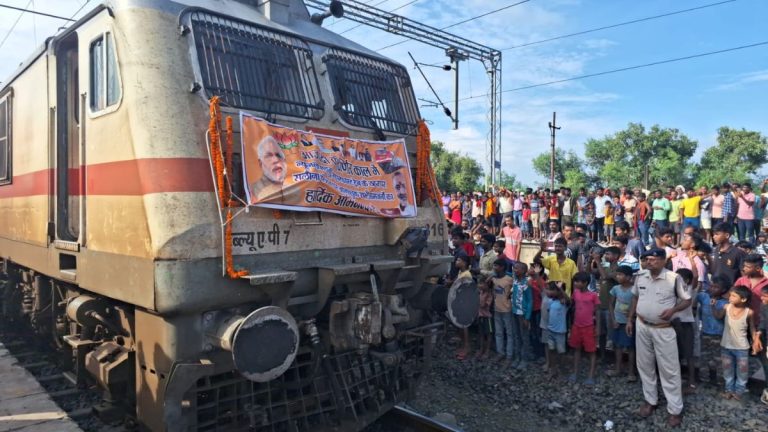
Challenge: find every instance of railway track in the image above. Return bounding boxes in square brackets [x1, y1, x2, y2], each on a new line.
[2, 324, 457, 432]
[369, 405, 464, 432]
[0, 329, 129, 432]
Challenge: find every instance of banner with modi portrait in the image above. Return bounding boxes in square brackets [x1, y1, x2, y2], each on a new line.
[241, 113, 417, 218]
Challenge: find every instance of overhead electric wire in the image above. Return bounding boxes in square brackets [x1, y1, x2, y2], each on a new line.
[68, 0, 92, 21]
[451, 40, 768, 102]
[502, 0, 738, 50]
[377, 0, 532, 51]
[422, 0, 740, 67]
[440, 0, 531, 31]
[339, 0, 419, 35]
[0, 0, 33, 51]
[31, 0, 37, 45]
[407, 52, 454, 121]
[0, 3, 75, 21]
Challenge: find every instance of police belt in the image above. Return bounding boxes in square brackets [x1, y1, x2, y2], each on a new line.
[637, 316, 672, 329]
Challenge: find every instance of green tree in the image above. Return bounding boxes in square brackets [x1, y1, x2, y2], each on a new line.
[695, 127, 768, 186]
[497, 171, 526, 191]
[430, 141, 483, 192]
[583, 123, 697, 189]
[532, 148, 592, 190]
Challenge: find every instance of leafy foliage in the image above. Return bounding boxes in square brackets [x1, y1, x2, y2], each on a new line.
[431, 141, 483, 192]
[434, 125, 766, 193]
[532, 148, 594, 190]
[497, 171, 527, 191]
[583, 123, 697, 189]
[695, 127, 768, 186]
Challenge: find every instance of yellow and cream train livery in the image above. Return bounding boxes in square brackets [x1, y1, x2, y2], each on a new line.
[0, 0, 479, 431]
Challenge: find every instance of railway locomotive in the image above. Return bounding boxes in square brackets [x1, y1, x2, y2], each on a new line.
[0, 0, 478, 430]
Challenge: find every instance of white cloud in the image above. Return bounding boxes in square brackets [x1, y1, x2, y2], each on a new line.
[580, 38, 619, 50]
[432, 125, 486, 157]
[711, 69, 768, 91]
[526, 92, 620, 106]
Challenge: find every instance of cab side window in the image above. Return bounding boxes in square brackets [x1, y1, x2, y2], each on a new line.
[0, 92, 11, 184]
[90, 32, 121, 112]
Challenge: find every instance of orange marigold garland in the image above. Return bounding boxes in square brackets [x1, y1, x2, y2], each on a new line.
[209, 97, 248, 279]
[416, 121, 426, 202]
[225, 116, 234, 206]
[224, 210, 249, 278]
[416, 120, 440, 203]
[209, 97, 227, 206]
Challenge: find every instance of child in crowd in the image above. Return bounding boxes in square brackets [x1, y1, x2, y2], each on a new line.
[530, 196, 541, 240]
[546, 282, 569, 377]
[606, 265, 637, 381]
[491, 258, 515, 366]
[540, 279, 553, 371]
[471, 224, 487, 247]
[612, 196, 624, 226]
[454, 255, 473, 360]
[452, 231, 476, 267]
[754, 286, 768, 405]
[510, 262, 533, 369]
[674, 268, 698, 394]
[475, 277, 493, 360]
[697, 275, 729, 382]
[713, 285, 758, 400]
[569, 272, 600, 385]
[528, 263, 546, 360]
[494, 239, 507, 262]
[755, 232, 768, 262]
[539, 202, 549, 237]
[585, 202, 596, 241]
[736, 240, 754, 255]
[594, 246, 620, 362]
[522, 203, 532, 240]
[604, 199, 615, 243]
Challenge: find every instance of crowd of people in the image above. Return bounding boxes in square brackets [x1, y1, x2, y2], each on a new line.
[441, 182, 768, 428]
[443, 181, 768, 245]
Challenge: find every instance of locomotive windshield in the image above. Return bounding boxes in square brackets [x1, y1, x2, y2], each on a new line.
[189, 12, 324, 120]
[323, 49, 419, 135]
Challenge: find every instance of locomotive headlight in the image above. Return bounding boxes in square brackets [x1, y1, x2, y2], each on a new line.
[445, 279, 479, 329]
[409, 280, 479, 329]
[207, 306, 300, 382]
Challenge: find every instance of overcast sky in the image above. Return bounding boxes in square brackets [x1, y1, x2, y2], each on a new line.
[2, 0, 767, 185]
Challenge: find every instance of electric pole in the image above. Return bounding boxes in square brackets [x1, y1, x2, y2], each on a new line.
[446, 48, 468, 130]
[548, 112, 560, 191]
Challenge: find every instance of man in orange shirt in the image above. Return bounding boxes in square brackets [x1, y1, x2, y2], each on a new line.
[485, 191, 499, 231]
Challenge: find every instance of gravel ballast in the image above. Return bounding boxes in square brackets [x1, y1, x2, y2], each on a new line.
[401, 334, 767, 431]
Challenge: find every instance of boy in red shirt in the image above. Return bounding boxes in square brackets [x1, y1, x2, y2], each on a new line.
[569, 272, 601, 385]
[522, 203, 532, 240]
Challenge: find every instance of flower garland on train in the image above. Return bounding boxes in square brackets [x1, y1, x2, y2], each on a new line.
[416, 119, 440, 203]
[209, 97, 249, 279]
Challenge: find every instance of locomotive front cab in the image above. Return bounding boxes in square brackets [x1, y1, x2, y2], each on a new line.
[149, 4, 469, 430]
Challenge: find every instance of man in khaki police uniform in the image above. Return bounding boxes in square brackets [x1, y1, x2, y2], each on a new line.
[626, 248, 691, 428]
